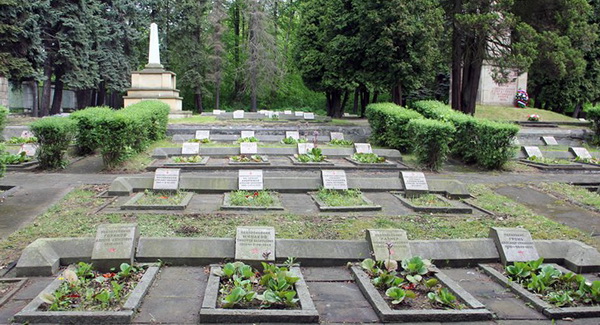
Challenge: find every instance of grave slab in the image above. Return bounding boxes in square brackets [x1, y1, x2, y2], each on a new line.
[489, 227, 539, 265]
[91, 224, 139, 271]
[401, 171, 428, 198]
[541, 136, 558, 145]
[366, 229, 411, 261]
[235, 226, 276, 261]
[570, 147, 593, 159]
[523, 146, 543, 158]
[321, 170, 348, 190]
[181, 142, 200, 155]
[238, 169, 263, 190]
[153, 168, 180, 190]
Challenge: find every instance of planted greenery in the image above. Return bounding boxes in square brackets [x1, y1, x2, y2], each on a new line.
[39, 262, 146, 311]
[230, 154, 266, 163]
[527, 156, 575, 165]
[216, 261, 300, 309]
[329, 139, 353, 146]
[504, 258, 600, 307]
[295, 148, 326, 162]
[237, 137, 259, 143]
[6, 136, 38, 144]
[172, 155, 203, 163]
[407, 119, 455, 171]
[575, 156, 600, 165]
[316, 188, 368, 207]
[407, 194, 451, 207]
[135, 190, 189, 206]
[365, 103, 424, 152]
[30, 117, 77, 169]
[360, 253, 462, 309]
[352, 153, 386, 163]
[229, 191, 277, 207]
[190, 138, 211, 144]
[0, 152, 32, 165]
[281, 137, 307, 145]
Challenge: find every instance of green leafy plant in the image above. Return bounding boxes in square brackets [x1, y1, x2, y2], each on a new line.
[351, 153, 386, 163]
[329, 138, 353, 146]
[385, 287, 416, 304]
[281, 137, 307, 144]
[189, 138, 211, 143]
[407, 194, 451, 207]
[295, 147, 326, 162]
[230, 154, 265, 162]
[172, 155, 203, 163]
[7, 136, 38, 144]
[136, 190, 189, 205]
[427, 288, 459, 309]
[229, 190, 277, 207]
[237, 136, 259, 143]
[316, 188, 368, 206]
[527, 156, 574, 165]
[0, 152, 31, 165]
[401, 256, 432, 285]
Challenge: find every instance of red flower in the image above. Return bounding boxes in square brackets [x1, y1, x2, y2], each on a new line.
[402, 283, 417, 290]
[103, 272, 116, 278]
[245, 195, 250, 198]
[160, 196, 168, 199]
[66, 294, 80, 298]
[253, 192, 259, 196]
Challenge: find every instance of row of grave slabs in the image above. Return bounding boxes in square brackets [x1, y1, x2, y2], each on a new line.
[11, 222, 600, 323]
[103, 169, 480, 215]
[519, 135, 600, 171]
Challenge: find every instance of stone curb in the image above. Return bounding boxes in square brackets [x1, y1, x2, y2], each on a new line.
[343, 157, 398, 168]
[199, 265, 319, 323]
[350, 266, 493, 322]
[0, 278, 27, 308]
[120, 192, 193, 211]
[5, 160, 39, 171]
[220, 192, 285, 211]
[0, 185, 20, 201]
[289, 156, 335, 166]
[228, 156, 270, 166]
[14, 265, 160, 324]
[479, 263, 600, 318]
[308, 192, 382, 212]
[163, 156, 209, 167]
[392, 193, 473, 214]
[519, 159, 599, 171]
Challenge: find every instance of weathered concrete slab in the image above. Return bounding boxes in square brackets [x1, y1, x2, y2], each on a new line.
[489, 227, 539, 264]
[136, 238, 234, 265]
[91, 223, 139, 272]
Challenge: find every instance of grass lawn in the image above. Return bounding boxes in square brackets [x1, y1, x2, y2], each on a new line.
[534, 182, 600, 211]
[474, 105, 580, 122]
[109, 139, 179, 173]
[0, 183, 594, 267]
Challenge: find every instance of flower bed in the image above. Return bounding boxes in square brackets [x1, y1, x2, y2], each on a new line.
[164, 155, 209, 167]
[189, 138, 211, 144]
[392, 193, 472, 214]
[199, 262, 319, 323]
[237, 136, 259, 143]
[222, 191, 284, 211]
[229, 155, 270, 165]
[14, 262, 159, 324]
[352, 257, 491, 322]
[120, 190, 193, 210]
[329, 139, 353, 146]
[346, 153, 396, 167]
[291, 148, 333, 166]
[310, 189, 381, 212]
[480, 259, 600, 318]
[281, 137, 308, 145]
[519, 156, 592, 171]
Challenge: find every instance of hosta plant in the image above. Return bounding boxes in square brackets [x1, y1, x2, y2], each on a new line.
[237, 137, 259, 143]
[295, 148, 326, 163]
[351, 153, 386, 163]
[172, 155, 203, 163]
[230, 154, 265, 163]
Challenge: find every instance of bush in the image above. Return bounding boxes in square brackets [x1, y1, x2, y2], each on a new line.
[123, 100, 170, 141]
[365, 103, 423, 152]
[30, 117, 77, 169]
[95, 111, 143, 169]
[0, 106, 8, 135]
[586, 105, 600, 143]
[407, 119, 455, 171]
[471, 120, 519, 169]
[70, 106, 113, 155]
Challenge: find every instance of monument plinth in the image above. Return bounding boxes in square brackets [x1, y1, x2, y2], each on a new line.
[123, 23, 190, 119]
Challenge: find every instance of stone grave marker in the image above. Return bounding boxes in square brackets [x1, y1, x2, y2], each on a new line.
[91, 223, 139, 271]
[233, 110, 244, 119]
[541, 136, 558, 146]
[266, 111, 274, 118]
[195, 130, 210, 140]
[366, 229, 411, 261]
[570, 147, 592, 159]
[286, 131, 300, 140]
[19, 144, 38, 157]
[241, 131, 255, 139]
[523, 146, 543, 158]
[489, 227, 539, 264]
[240, 142, 258, 155]
[239, 169, 263, 190]
[354, 143, 373, 154]
[235, 226, 275, 261]
[401, 171, 428, 198]
[212, 109, 222, 115]
[21, 130, 34, 138]
[294, 111, 304, 117]
[321, 170, 348, 190]
[284, 110, 292, 115]
[298, 143, 315, 155]
[153, 168, 180, 190]
[181, 142, 200, 155]
[330, 132, 344, 140]
[303, 112, 315, 120]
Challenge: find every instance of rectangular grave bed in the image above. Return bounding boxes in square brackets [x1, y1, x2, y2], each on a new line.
[344, 157, 397, 167]
[221, 191, 284, 211]
[309, 191, 382, 212]
[392, 192, 473, 214]
[228, 156, 271, 166]
[351, 266, 492, 322]
[0, 278, 27, 308]
[120, 191, 193, 210]
[14, 265, 160, 324]
[0, 185, 19, 201]
[289, 156, 334, 166]
[518, 159, 589, 170]
[199, 265, 319, 323]
[6, 160, 39, 171]
[163, 156, 209, 167]
[479, 264, 600, 319]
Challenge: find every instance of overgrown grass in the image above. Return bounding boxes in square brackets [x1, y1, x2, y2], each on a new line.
[111, 139, 179, 172]
[535, 183, 600, 211]
[136, 190, 189, 205]
[408, 194, 450, 207]
[229, 190, 277, 207]
[474, 105, 579, 122]
[169, 116, 218, 124]
[316, 189, 368, 206]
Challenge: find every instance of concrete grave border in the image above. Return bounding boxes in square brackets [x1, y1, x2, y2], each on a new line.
[392, 192, 473, 214]
[344, 157, 397, 168]
[479, 264, 600, 318]
[0, 278, 27, 308]
[289, 156, 335, 166]
[14, 265, 160, 324]
[5, 160, 39, 171]
[519, 159, 600, 172]
[120, 191, 194, 211]
[228, 155, 270, 166]
[308, 191, 382, 212]
[163, 156, 209, 167]
[199, 265, 319, 323]
[221, 192, 284, 211]
[0, 185, 19, 201]
[351, 265, 492, 322]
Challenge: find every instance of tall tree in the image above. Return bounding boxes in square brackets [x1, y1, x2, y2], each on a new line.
[208, 0, 227, 110]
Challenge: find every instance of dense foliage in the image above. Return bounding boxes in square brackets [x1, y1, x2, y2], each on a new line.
[407, 119, 455, 171]
[30, 117, 77, 169]
[365, 103, 423, 152]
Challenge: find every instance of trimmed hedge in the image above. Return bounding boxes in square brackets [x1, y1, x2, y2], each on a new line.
[70, 106, 113, 155]
[30, 117, 77, 169]
[586, 105, 600, 143]
[407, 119, 455, 171]
[365, 103, 423, 152]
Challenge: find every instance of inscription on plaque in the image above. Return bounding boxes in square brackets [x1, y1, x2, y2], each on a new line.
[401, 172, 428, 198]
[330, 132, 344, 140]
[285, 131, 300, 140]
[240, 142, 258, 154]
[490, 227, 539, 264]
[181, 142, 200, 155]
[233, 110, 245, 119]
[294, 111, 304, 117]
[239, 169, 263, 190]
[91, 224, 139, 271]
[541, 136, 558, 146]
[235, 226, 275, 261]
[284, 110, 292, 115]
[241, 130, 255, 138]
[523, 146, 543, 158]
[322, 170, 348, 190]
[195, 130, 210, 140]
[303, 112, 315, 120]
[153, 168, 180, 190]
[570, 147, 592, 159]
[212, 110, 222, 115]
[366, 229, 411, 261]
[354, 143, 373, 154]
[19, 144, 38, 157]
[298, 143, 315, 155]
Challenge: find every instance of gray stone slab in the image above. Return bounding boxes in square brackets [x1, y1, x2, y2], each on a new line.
[238, 169, 263, 190]
[366, 229, 411, 261]
[410, 239, 500, 267]
[239, 142, 257, 154]
[300, 266, 353, 282]
[322, 169, 348, 190]
[136, 237, 234, 265]
[541, 136, 558, 145]
[134, 296, 200, 324]
[181, 142, 200, 155]
[276, 239, 370, 266]
[91, 223, 139, 272]
[570, 147, 593, 159]
[354, 143, 372, 153]
[402, 171, 428, 198]
[490, 227, 540, 264]
[523, 146, 543, 158]
[235, 226, 276, 261]
[153, 168, 180, 190]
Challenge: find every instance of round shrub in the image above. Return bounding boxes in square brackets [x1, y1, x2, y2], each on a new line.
[472, 120, 519, 169]
[70, 106, 113, 155]
[30, 117, 77, 169]
[366, 103, 423, 152]
[407, 119, 455, 171]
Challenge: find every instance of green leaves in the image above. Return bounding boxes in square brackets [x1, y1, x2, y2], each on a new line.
[427, 288, 458, 309]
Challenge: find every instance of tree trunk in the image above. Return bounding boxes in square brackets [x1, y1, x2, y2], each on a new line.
[330, 89, 343, 118]
[30, 81, 39, 117]
[359, 87, 370, 117]
[96, 81, 106, 106]
[391, 84, 402, 105]
[50, 76, 63, 115]
[233, 0, 242, 99]
[195, 91, 203, 113]
[353, 88, 359, 114]
[450, 0, 463, 112]
[40, 62, 53, 117]
[460, 35, 484, 115]
[340, 90, 349, 112]
[372, 90, 379, 104]
[572, 102, 583, 118]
